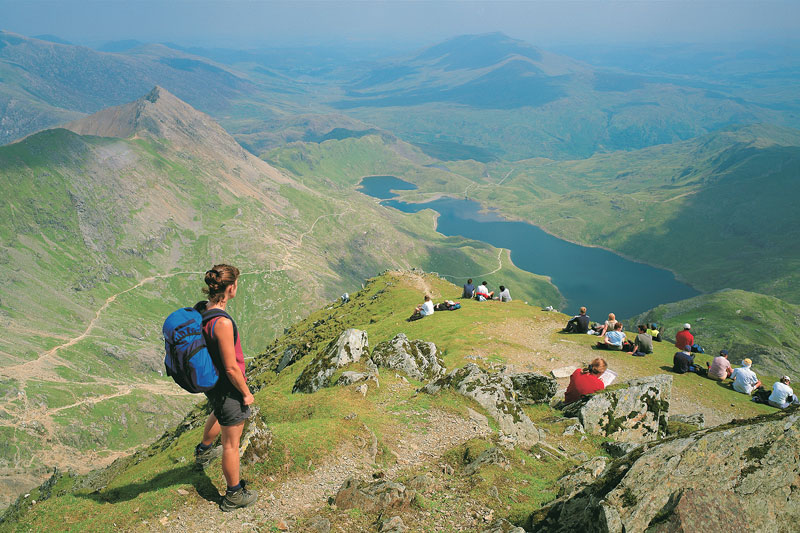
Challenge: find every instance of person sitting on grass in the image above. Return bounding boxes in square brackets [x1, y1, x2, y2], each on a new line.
[706, 349, 733, 381]
[565, 357, 607, 404]
[475, 281, 494, 301]
[646, 323, 663, 342]
[731, 358, 762, 395]
[408, 295, 434, 321]
[597, 313, 617, 337]
[596, 322, 626, 350]
[497, 285, 512, 302]
[563, 307, 590, 334]
[627, 325, 653, 356]
[768, 376, 799, 409]
[462, 278, 475, 299]
[673, 345, 701, 374]
[675, 323, 694, 350]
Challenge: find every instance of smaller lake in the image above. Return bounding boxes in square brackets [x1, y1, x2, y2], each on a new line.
[359, 175, 699, 317]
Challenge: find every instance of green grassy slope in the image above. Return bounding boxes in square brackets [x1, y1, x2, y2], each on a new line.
[0, 271, 778, 532]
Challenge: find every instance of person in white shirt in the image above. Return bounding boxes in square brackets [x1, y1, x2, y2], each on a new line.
[475, 281, 494, 301]
[731, 358, 762, 395]
[497, 285, 511, 302]
[768, 376, 798, 409]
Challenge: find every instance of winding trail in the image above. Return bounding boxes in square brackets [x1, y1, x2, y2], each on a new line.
[439, 248, 506, 281]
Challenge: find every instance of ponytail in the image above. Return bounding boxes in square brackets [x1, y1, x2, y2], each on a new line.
[202, 264, 240, 304]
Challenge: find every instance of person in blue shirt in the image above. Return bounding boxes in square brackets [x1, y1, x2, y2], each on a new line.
[596, 322, 626, 350]
[462, 278, 475, 299]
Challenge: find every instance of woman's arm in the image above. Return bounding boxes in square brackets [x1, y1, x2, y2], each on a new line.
[214, 318, 254, 405]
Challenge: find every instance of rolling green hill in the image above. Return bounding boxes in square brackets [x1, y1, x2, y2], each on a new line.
[0, 88, 559, 509]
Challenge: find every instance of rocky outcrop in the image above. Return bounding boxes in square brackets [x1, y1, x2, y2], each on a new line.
[556, 457, 608, 498]
[464, 447, 510, 476]
[481, 518, 525, 533]
[510, 372, 558, 404]
[293, 329, 369, 393]
[562, 375, 672, 443]
[669, 413, 705, 428]
[335, 371, 371, 386]
[239, 410, 272, 465]
[421, 364, 540, 447]
[371, 333, 445, 381]
[528, 409, 800, 533]
[333, 477, 414, 514]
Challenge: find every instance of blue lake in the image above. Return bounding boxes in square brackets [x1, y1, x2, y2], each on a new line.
[358, 175, 699, 317]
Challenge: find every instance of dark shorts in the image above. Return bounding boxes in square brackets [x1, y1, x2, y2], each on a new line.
[206, 389, 251, 426]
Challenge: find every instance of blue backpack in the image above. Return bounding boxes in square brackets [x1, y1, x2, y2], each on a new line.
[162, 306, 236, 393]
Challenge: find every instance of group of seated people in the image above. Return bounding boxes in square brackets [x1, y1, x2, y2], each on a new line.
[560, 308, 797, 410]
[408, 295, 462, 321]
[462, 279, 511, 302]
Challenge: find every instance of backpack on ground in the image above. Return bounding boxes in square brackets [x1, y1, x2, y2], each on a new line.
[162, 306, 236, 393]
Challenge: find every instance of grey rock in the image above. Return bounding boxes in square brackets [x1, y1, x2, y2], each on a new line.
[421, 364, 540, 446]
[379, 516, 407, 533]
[551, 366, 578, 379]
[529, 409, 800, 533]
[356, 383, 368, 397]
[293, 329, 369, 393]
[601, 441, 642, 458]
[481, 518, 526, 533]
[464, 447, 510, 476]
[669, 413, 705, 428]
[336, 371, 370, 386]
[333, 477, 414, 514]
[305, 516, 331, 533]
[510, 372, 558, 404]
[562, 375, 672, 443]
[371, 333, 445, 381]
[240, 411, 272, 465]
[406, 473, 434, 493]
[556, 456, 608, 498]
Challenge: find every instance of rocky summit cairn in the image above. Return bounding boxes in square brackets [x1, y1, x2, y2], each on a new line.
[562, 375, 672, 443]
[293, 329, 369, 393]
[421, 363, 541, 447]
[371, 333, 446, 381]
[529, 409, 800, 533]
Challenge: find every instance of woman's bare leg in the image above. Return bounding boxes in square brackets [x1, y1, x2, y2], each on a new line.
[220, 421, 245, 487]
[201, 413, 221, 446]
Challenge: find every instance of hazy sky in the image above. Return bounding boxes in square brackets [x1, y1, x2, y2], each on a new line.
[1, 1, 798, 49]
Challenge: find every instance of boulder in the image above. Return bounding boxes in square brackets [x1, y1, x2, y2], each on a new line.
[551, 366, 578, 379]
[336, 371, 370, 386]
[421, 364, 540, 446]
[556, 457, 608, 497]
[464, 447, 510, 476]
[305, 516, 331, 533]
[293, 329, 369, 393]
[239, 410, 272, 465]
[562, 375, 672, 443]
[669, 413, 705, 428]
[510, 372, 558, 404]
[371, 333, 445, 381]
[379, 516, 407, 533]
[601, 441, 641, 458]
[528, 409, 800, 533]
[333, 477, 414, 514]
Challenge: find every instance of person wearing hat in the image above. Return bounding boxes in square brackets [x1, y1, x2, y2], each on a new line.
[646, 323, 662, 342]
[768, 376, 798, 409]
[673, 345, 698, 374]
[706, 349, 733, 381]
[675, 323, 694, 350]
[731, 358, 762, 395]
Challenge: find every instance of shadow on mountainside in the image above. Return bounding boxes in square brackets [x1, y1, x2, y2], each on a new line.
[77, 464, 220, 505]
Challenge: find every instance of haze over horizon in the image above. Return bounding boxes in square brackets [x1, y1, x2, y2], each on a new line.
[1, 0, 799, 50]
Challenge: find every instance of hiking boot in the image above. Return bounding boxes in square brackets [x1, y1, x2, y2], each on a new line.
[194, 444, 222, 469]
[220, 486, 258, 512]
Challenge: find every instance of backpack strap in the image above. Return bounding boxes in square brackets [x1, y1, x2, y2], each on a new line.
[201, 308, 239, 344]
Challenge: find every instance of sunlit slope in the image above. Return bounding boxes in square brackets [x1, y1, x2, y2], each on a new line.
[0, 89, 559, 508]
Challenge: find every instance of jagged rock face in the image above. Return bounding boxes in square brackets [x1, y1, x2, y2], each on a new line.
[333, 477, 414, 514]
[293, 329, 369, 393]
[562, 375, 672, 443]
[371, 333, 445, 381]
[510, 372, 558, 404]
[335, 371, 371, 386]
[556, 456, 608, 498]
[421, 364, 540, 446]
[528, 409, 800, 533]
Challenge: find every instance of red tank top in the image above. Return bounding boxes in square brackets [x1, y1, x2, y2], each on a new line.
[203, 316, 246, 382]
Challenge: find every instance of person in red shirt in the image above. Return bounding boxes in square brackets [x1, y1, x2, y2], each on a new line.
[565, 357, 608, 404]
[675, 323, 694, 350]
